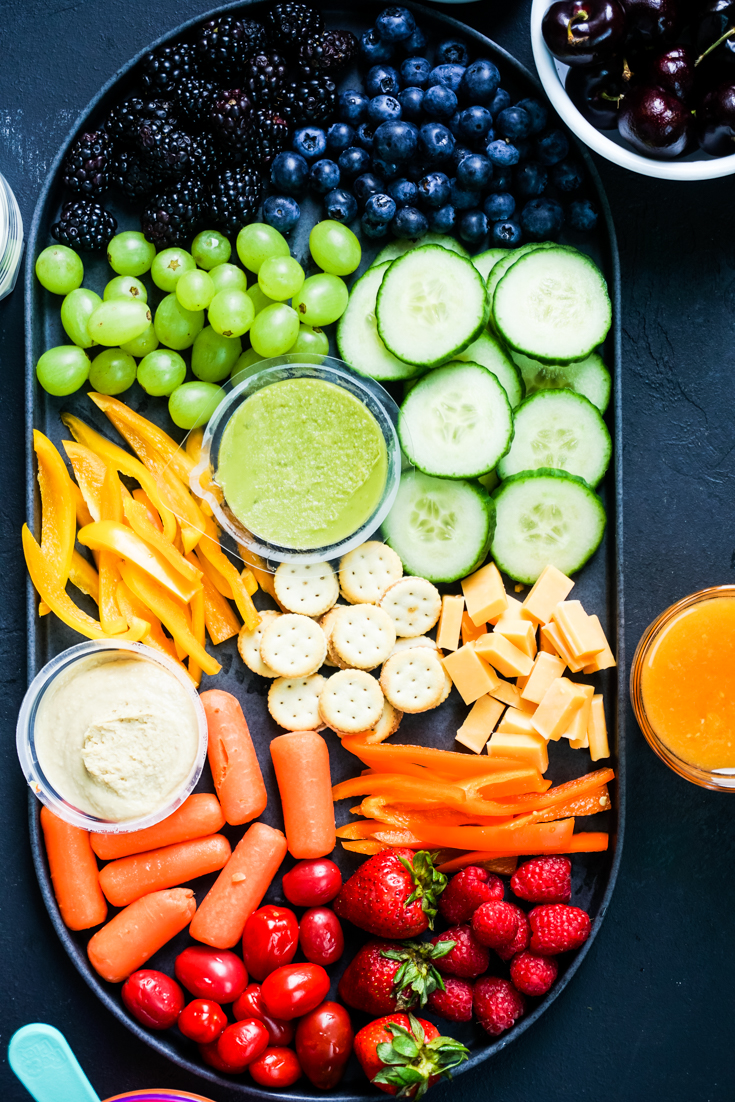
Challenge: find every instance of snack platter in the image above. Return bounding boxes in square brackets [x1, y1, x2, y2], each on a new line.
[23, 1, 624, 1096]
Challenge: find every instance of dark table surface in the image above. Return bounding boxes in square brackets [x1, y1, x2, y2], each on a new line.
[2, 1, 735, 1099]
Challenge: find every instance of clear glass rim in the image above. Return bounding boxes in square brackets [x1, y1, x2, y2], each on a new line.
[0, 172, 24, 300]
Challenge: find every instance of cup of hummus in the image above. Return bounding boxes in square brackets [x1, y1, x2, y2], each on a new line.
[17, 640, 208, 833]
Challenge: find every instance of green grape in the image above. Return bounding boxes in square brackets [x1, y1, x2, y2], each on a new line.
[36, 345, 90, 396]
[103, 275, 148, 303]
[35, 245, 84, 295]
[138, 349, 187, 397]
[192, 230, 231, 270]
[292, 274, 349, 327]
[288, 324, 329, 358]
[192, 326, 242, 382]
[208, 289, 255, 338]
[176, 268, 215, 311]
[120, 323, 159, 357]
[169, 381, 225, 430]
[258, 255, 305, 301]
[89, 348, 137, 395]
[210, 263, 248, 295]
[231, 348, 265, 387]
[107, 231, 156, 276]
[236, 223, 289, 273]
[309, 220, 361, 276]
[88, 299, 152, 346]
[250, 303, 300, 357]
[151, 247, 196, 291]
[154, 293, 204, 350]
[247, 283, 275, 318]
[60, 288, 102, 348]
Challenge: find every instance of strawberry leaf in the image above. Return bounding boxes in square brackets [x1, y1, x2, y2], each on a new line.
[399, 851, 448, 930]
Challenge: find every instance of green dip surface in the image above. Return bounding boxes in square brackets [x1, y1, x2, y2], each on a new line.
[218, 377, 388, 549]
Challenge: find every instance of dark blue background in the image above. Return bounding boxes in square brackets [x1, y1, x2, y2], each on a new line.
[2, 1, 734, 1099]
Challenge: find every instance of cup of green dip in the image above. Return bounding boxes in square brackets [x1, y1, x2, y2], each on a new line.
[191, 356, 402, 563]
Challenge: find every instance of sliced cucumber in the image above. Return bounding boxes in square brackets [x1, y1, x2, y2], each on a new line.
[372, 234, 470, 267]
[376, 246, 488, 368]
[512, 350, 611, 413]
[337, 262, 420, 382]
[493, 248, 612, 364]
[454, 330, 524, 409]
[472, 248, 507, 282]
[486, 241, 559, 313]
[491, 468, 606, 584]
[496, 389, 611, 487]
[382, 469, 495, 583]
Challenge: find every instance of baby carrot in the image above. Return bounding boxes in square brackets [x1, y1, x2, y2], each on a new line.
[98, 834, 232, 908]
[88, 887, 196, 983]
[201, 689, 267, 825]
[189, 822, 287, 949]
[40, 807, 107, 931]
[270, 731, 336, 860]
[91, 793, 225, 860]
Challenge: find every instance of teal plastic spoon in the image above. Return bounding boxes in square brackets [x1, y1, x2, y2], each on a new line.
[8, 1024, 100, 1102]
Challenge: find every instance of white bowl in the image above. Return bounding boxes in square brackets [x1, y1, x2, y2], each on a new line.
[530, 0, 735, 181]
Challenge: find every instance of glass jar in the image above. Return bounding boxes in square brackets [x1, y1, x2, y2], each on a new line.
[0, 171, 23, 301]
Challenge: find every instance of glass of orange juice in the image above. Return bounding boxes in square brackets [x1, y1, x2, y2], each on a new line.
[630, 586, 735, 790]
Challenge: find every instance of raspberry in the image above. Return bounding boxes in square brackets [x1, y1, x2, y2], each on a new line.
[471, 901, 520, 949]
[495, 904, 530, 962]
[528, 904, 591, 956]
[510, 950, 559, 996]
[438, 866, 504, 925]
[430, 925, 489, 979]
[426, 976, 473, 1022]
[473, 976, 525, 1037]
[511, 856, 572, 904]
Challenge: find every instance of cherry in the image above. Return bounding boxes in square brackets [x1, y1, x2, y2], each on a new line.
[647, 45, 695, 99]
[695, 82, 735, 153]
[620, 0, 682, 44]
[566, 60, 627, 127]
[618, 84, 693, 156]
[695, 2, 735, 78]
[542, 0, 627, 66]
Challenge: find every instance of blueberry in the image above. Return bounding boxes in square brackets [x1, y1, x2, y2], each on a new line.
[373, 119, 418, 162]
[423, 84, 458, 120]
[403, 162, 424, 182]
[552, 160, 584, 192]
[429, 204, 456, 234]
[262, 195, 300, 233]
[459, 209, 488, 244]
[492, 219, 522, 246]
[368, 94, 403, 124]
[366, 64, 402, 97]
[448, 111, 463, 138]
[398, 86, 425, 121]
[483, 192, 515, 221]
[456, 153, 493, 192]
[488, 88, 512, 117]
[486, 167, 513, 193]
[270, 151, 309, 195]
[324, 188, 358, 223]
[520, 197, 564, 240]
[388, 177, 418, 206]
[309, 158, 341, 195]
[392, 206, 429, 238]
[450, 143, 473, 171]
[456, 105, 494, 142]
[515, 161, 548, 197]
[497, 106, 532, 141]
[459, 59, 501, 105]
[338, 146, 371, 179]
[360, 214, 390, 239]
[401, 56, 431, 87]
[535, 129, 570, 165]
[514, 138, 532, 160]
[486, 139, 520, 167]
[292, 126, 327, 161]
[435, 37, 470, 67]
[449, 178, 477, 210]
[356, 123, 376, 151]
[516, 98, 548, 135]
[428, 63, 465, 92]
[364, 193, 397, 224]
[567, 199, 598, 232]
[360, 28, 394, 64]
[401, 25, 427, 54]
[354, 172, 385, 207]
[327, 122, 356, 155]
[418, 121, 455, 161]
[417, 171, 451, 209]
[339, 89, 369, 124]
[376, 6, 416, 42]
[371, 156, 401, 180]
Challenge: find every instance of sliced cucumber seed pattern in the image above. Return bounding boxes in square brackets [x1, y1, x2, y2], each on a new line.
[519, 498, 568, 548]
[410, 491, 459, 543]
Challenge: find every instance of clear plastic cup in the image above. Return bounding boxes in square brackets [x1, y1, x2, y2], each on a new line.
[0, 171, 23, 301]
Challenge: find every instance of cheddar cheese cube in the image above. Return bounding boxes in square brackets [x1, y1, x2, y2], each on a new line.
[442, 644, 500, 705]
[487, 730, 549, 774]
[461, 562, 507, 627]
[494, 618, 537, 659]
[539, 623, 585, 673]
[497, 707, 536, 736]
[588, 694, 611, 761]
[552, 601, 605, 663]
[490, 594, 523, 627]
[531, 678, 588, 741]
[474, 632, 534, 678]
[455, 695, 505, 753]
[461, 610, 487, 646]
[520, 565, 574, 626]
[562, 684, 594, 742]
[582, 616, 616, 673]
[436, 594, 465, 652]
[520, 651, 566, 704]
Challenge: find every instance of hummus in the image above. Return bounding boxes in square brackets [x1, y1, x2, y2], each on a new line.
[34, 651, 200, 822]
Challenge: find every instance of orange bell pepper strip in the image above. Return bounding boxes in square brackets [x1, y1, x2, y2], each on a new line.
[70, 551, 100, 603]
[199, 570, 240, 645]
[340, 735, 548, 785]
[79, 521, 202, 605]
[340, 840, 387, 855]
[237, 544, 277, 601]
[132, 488, 164, 531]
[332, 773, 469, 808]
[197, 517, 259, 631]
[88, 393, 194, 484]
[521, 786, 611, 824]
[33, 430, 76, 588]
[97, 467, 127, 635]
[123, 498, 202, 586]
[188, 585, 206, 688]
[436, 833, 608, 873]
[115, 581, 179, 665]
[376, 817, 577, 855]
[356, 797, 512, 830]
[485, 768, 615, 816]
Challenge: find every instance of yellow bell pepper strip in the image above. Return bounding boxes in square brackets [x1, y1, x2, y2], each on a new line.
[194, 542, 234, 599]
[39, 603, 50, 616]
[123, 497, 202, 587]
[188, 585, 206, 688]
[70, 551, 100, 603]
[63, 441, 108, 521]
[237, 544, 277, 600]
[199, 569, 241, 645]
[34, 430, 75, 588]
[241, 568, 258, 596]
[98, 466, 127, 635]
[88, 392, 195, 484]
[186, 427, 204, 460]
[132, 488, 163, 531]
[118, 559, 220, 676]
[185, 425, 221, 512]
[78, 521, 203, 605]
[197, 516, 260, 631]
[71, 482, 94, 527]
[115, 580, 180, 666]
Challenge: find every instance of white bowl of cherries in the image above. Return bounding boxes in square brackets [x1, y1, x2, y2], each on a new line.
[531, 0, 735, 179]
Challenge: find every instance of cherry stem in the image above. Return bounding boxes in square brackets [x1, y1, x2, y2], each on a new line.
[567, 10, 589, 46]
[695, 25, 735, 67]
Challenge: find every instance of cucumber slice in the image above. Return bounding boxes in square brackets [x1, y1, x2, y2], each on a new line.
[372, 234, 470, 267]
[454, 330, 524, 409]
[496, 389, 611, 487]
[486, 241, 559, 313]
[399, 361, 513, 478]
[472, 248, 507, 282]
[493, 248, 612, 364]
[491, 468, 606, 584]
[382, 469, 495, 583]
[337, 262, 420, 382]
[376, 246, 489, 368]
[512, 350, 611, 413]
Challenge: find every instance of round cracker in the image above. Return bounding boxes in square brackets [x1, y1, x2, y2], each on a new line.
[379, 576, 442, 638]
[274, 561, 339, 617]
[268, 674, 327, 730]
[380, 648, 445, 714]
[366, 698, 403, 744]
[238, 609, 281, 678]
[387, 635, 440, 660]
[260, 613, 327, 677]
[319, 605, 345, 668]
[319, 669, 384, 733]
[339, 540, 403, 604]
[330, 604, 396, 671]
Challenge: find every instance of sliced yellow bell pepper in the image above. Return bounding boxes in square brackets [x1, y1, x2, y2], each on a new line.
[132, 488, 163, 531]
[199, 570, 241, 645]
[70, 551, 100, 603]
[188, 585, 206, 688]
[185, 427, 204, 461]
[78, 520, 202, 605]
[197, 516, 260, 631]
[185, 424, 221, 513]
[194, 543, 234, 600]
[97, 466, 127, 635]
[89, 392, 194, 483]
[237, 544, 277, 600]
[115, 580, 181, 666]
[123, 497, 202, 586]
[71, 482, 94, 527]
[34, 430, 75, 588]
[63, 441, 107, 520]
[242, 568, 258, 596]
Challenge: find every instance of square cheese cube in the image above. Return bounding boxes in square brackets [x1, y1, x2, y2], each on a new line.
[582, 616, 616, 673]
[561, 684, 594, 741]
[436, 594, 465, 652]
[455, 695, 505, 753]
[539, 630, 559, 654]
[461, 610, 487, 646]
[474, 632, 534, 678]
[497, 707, 536, 736]
[520, 652, 566, 704]
[588, 694, 611, 761]
[539, 623, 585, 673]
[487, 730, 549, 774]
[569, 730, 590, 749]
[489, 679, 524, 709]
[442, 644, 500, 705]
[461, 562, 507, 627]
[552, 601, 606, 662]
[490, 594, 523, 627]
[494, 618, 537, 659]
[520, 565, 574, 626]
[531, 678, 588, 741]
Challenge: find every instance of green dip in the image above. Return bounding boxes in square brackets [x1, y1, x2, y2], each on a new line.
[218, 377, 388, 549]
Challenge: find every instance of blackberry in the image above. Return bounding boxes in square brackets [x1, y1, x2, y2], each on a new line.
[196, 15, 267, 81]
[52, 199, 117, 251]
[191, 134, 240, 180]
[279, 76, 337, 125]
[266, 4, 323, 53]
[62, 130, 113, 195]
[106, 97, 175, 145]
[137, 118, 198, 176]
[141, 177, 208, 247]
[139, 41, 199, 93]
[111, 149, 167, 199]
[174, 78, 218, 131]
[209, 166, 264, 234]
[247, 109, 289, 167]
[209, 89, 253, 153]
[298, 30, 359, 74]
[241, 52, 288, 108]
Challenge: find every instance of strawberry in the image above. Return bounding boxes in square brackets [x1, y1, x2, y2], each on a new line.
[354, 1012, 469, 1098]
[495, 904, 530, 962]
[511, 856, 572, 904]
[338, 938, 456, 1016]
[473, 976, 526, 1037]
[509, 950, 558, 996]
[438, 866, 504, 924]
[426, 976, 473, 1022]
[528, 904, 591, 955]
[333, 849, 447, 939]
[431, 924, 489, 978]
[471, 901, 520, 949]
